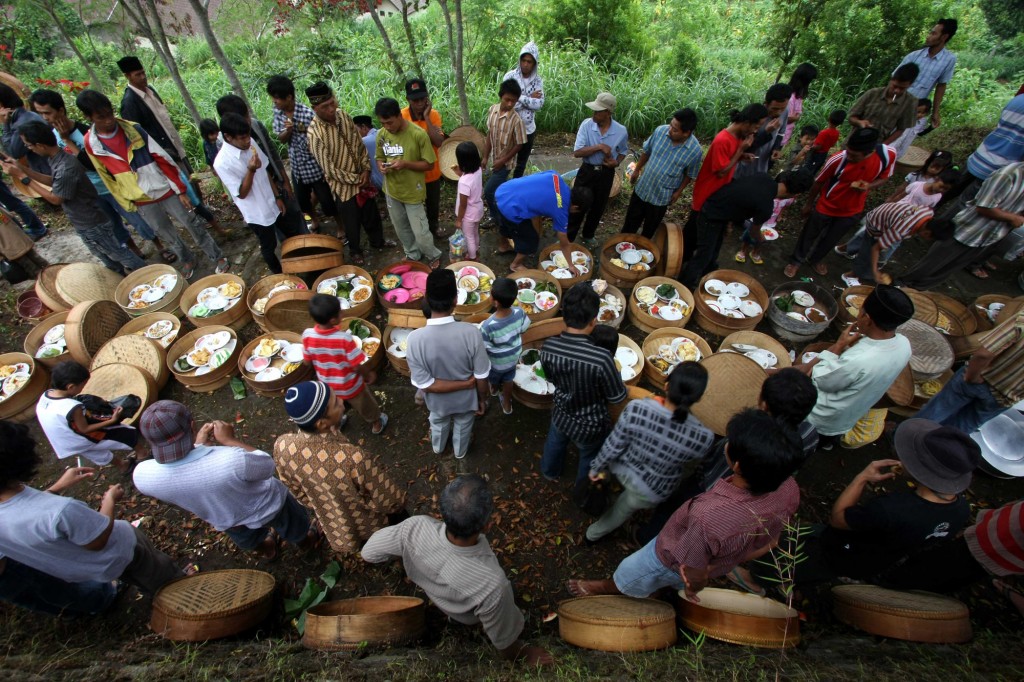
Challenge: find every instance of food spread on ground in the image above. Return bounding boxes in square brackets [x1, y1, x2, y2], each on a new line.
[134, 319, 179, 348]
[703, 279, 763, 319]
[647, 336, 703, 376]
[240, 336, 305, 382]
[595, 281, 623, 323]
[379, 264, 430, 304]
[317, 273, 373, 310]
[773, 289, 827, 324]
[514, 279, 558, 315]
[253, 279, 304, 315]
[613, 341, 642, 381]
[348, 320, 380, 365]
[540, 250, 592, 279]
[722, 342, 779, 369]
[387, 327, 415, 358]
[190, 284, 243, 318]
[634, 284, 691, 321]
[514, 348, 555, 395]
[36, 324, 67, 359]
[125, 273, 180, 311]
[608, 241, 655, 273]
[0, 363, 31, 401]
[451, 266, 493, 307]
[174, 334, 238, 375]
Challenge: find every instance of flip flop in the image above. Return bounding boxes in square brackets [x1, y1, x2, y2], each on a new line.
[783, 264, 799, 278]
[751, 254, 764, 265]
[734, 251, 747, 263]
[501, 397, 513, 415]
[727, 567, 766, 597]
[968, 267, 990, 279]
[813, 263, 828, 276]
[429, 258, 441, 270]
[372, 412, 389, 435]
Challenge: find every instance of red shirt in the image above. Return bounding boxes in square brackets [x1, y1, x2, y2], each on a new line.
[301, 325, 366, 399]
[814, 146, 897, 217]
[690, 128, 742, 211]
[813, 127, 840, 154]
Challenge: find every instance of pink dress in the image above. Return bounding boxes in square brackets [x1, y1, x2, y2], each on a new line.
[781, 93, 804, 147]
[457, 169, 484, 257]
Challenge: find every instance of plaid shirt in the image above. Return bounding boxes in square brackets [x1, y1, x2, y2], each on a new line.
[272, 103, 324, 184]
[485, 104, 527, 171]
[634, 125, 703, 206]
[898, 47, 956, 99]
[953, 162, 1024, 248]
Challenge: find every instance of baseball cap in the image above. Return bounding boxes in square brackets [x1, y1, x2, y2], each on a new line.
[586, 92, 616, 114]
[139, 400, 194, 464]
[405, 78, 429, 101]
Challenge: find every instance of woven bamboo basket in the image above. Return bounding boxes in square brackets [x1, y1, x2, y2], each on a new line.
[16, 288, 53, 323]
[91, 335, 169, 390]
[34, 263, 70, 312]
[693, 270, 770, 337]
[180, 274, 251, 332]
[641, 328, 713, 391]
[616, 334, 645, 387]
[897, 318, 954, 381]
[340, 318, 385, 373]
[150, 569, 276, 641]
[900, 287, 939, 327]
[595, 283, 627, 329]
[280, 234, 345, 275]
[609, 385, 656, 424]
[376, 260, 431, 312]
[537, 243, 595, 289]
[874, 362, 916, 409]
[166, 325, 242, 394]
[835, 284, 875, 328]
[971, 294, 1012, 333]
[23, 311, 71, 369]
[382, 314, 428, 378]
[948, 330, 987, 360]
[113, 264, 185, 318]
[55, 263, 124, 305]
[925, 292, 977, 337]
[447, 125, 486, 148]
[511, 318, 567, 409]
[627, 276, 695, 333]
[652, 221, 684, 278]
[80, 363, 157, 424]
[718, 331, 793, 369]
[115, 313, 183, 351]
[832, 585, 971, 643]
[263, 290, 316, 335]
[247, 274, 308, 332]
[313, 265, 376, 320]
[676, 588, 800, 649]
[995, 296, 1024, 325]
[907, 368, 954, 413]
[511, 268, 563, 322]
[460, 312, 491, 324]
[448, 261, 496, 316]
[691, 352, 768, 436]
[64, 300, 131, 367]
[598, 234, 662, 290]
[0, 353, 49, 423]
[558, 595, 677, 652]
[302, 597, 426, 651]
[237, 331, 312, 398]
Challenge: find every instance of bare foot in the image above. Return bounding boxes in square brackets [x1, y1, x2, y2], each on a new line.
[813, 262, 828, 276]
[566, 578, 619, 597]
[783, 263, 799, 278]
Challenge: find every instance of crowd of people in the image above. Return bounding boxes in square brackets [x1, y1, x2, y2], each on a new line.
[1, 18, 1023, 667]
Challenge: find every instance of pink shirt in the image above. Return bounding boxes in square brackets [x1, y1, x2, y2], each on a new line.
[900, 181, 942, 208]
[457, 169, 484, 223]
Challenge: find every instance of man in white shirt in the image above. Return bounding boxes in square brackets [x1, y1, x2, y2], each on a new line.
[214, 113, 300, 274]
[134, 400, 317, 560]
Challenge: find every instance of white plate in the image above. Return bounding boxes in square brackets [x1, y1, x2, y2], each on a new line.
[128, 284, 152, 302]
[787, 311, 810, 323]
[744, 350, 776, 369]
[317, 281, 338, 295]
[597, 305, 619, 323]
[791, 290, 814, 307]
[717, 294, 741, 310]
[804, 307, 828, 324]
[739, 300, 763, 317]
[571, 250, 590, 265]
[761, 226, 779, 241]
[205, 295, 229, 311]
[349, 285, 373, 305]
[197, 287, 221, 305]
[724, 309, 745, 319]
[194, 365, 213, 376]
[707, 302, 723, 314]
[724, 282, 749, 298]
[614, 347, 638, 368]
[457, 289, 468, 305]
[388, 343, 407, 358]
[615, 242, 637, 254]
[35, 343, 65, 359]
[634, 286, 658, 305]
[217, 282, 243, 300]
[142, 288, 166, 303]
[551, 268, 574, 279]
[282, 345, 304, 363]
[43, 324, 65, 344]
[659, 306, 683, 321]
[146, 320, 174, 339]
[621, 250, 642, 265]
[535, 292, 558, 311]
[457, 275, 479, 292]
[197, 331, 231, 352]
[731, 343, 760, 352]
[255, 367, 283, 382]
[801, 352, 819, 364]
[704, 279, 726, 296]
[539, 260, 556, 272]
[637, 249, 654, 264]
[153, 274, 178, 291]
[515, 277, 536, 291]
[620, 365, 636, 381]
[245, 355, 271, 373]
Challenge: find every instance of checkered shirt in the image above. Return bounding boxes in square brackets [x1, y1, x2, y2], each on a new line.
[272, 103, 325, 184]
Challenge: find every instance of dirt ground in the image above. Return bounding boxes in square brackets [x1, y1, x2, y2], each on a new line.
[1, 131, 1022, 681]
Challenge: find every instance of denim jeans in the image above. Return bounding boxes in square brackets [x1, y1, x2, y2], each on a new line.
[224, 493, 311, 551]
[612, 538, 685, 598]
[540, 421, 604, 482]
[484, 167, 511, 227]
[915, 366, 1005, 434]
[0, 179, 47, 236]
[0, 557, 116, 616]
[77, 221, 147, 274]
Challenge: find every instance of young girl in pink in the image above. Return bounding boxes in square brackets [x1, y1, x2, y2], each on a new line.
[453, 141, 484, 260]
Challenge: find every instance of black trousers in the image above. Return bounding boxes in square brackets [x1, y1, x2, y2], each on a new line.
[513, 131, 537, 179]
[790, 210, 860, 266]
[358, 194, 387, 249]
[251, 211, 301, 274]
[294, 175, 338, 218]
[622, 193, 669, 239]
[337, 195, 386, 255]
[571, 163, 615, 240]
[679, 213, 728, 289]
[425, 179, 441, 235]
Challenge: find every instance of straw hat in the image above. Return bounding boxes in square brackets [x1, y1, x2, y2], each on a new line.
[438, 138, 462, 182]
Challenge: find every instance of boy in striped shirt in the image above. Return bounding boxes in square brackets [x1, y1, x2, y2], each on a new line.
[480, 278, 531, 415]
[302, 294, 388, 435]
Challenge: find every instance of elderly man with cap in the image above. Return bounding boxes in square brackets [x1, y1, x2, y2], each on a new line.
[402, 79, 447, 238]
[133, 400, 317, 560]
[784, 127, 898, 278]
[569, 92, 629, 248]
[274, 382, 406, 556]
[305, 81, 388, 265]
[116, 56, 191, 175]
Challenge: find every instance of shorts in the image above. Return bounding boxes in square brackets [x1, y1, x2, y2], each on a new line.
[488, 366, 516, 386]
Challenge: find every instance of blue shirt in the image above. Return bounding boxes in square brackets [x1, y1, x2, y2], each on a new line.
[574, 118, 629, 165]
[967, 95, 1024, 181]
[494, 171, 571, 233]
[897, 47, 956, 99]
[362, 128, 383, 189]
[634, 126, 703, 206]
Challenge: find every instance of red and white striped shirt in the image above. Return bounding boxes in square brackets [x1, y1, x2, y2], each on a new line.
[864, 202, 933, 250]
[965, 500, 1024, 577]
[301, 325, 366, 399]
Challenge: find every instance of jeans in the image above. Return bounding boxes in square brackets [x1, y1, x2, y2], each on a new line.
[484, 167, 511, 227]
[846, 226, 899, 272]
[0, 557, 116, 616]
[137, 194, 224, 266]
[540, 421, 604, 482]
[225, 493, 311, 550]
[612, 538, 685, 598]
[387, 197, 440, 262]
[429, 409, 477, 458]
[77, 221, 147, 274]
[513, 131, 536, 178]
[621, 193, 669, 239]
[0, 179, 47, 237]
[585, 475, 655, 541]
[915, 366, 1005, 434]
[250, 211, 301, 274]
[99, 192, 157, 242]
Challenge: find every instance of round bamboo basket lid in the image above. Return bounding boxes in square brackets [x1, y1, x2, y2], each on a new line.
[652, 221, 684, 278]
[925, 292, 976, 337]
[91, 335, 169, 390]
[832, 585, 971, 643]
[386, 308, 427, 329]
[263, 290, 316, 335]
[340, 318, 385, 373]
[447, 261, 496, 316]
[35, 263, 71, 312]
[55, 263, 124, 305]
[150, 569, 276, 642]
[537, 243, 595, 289]
[691, 352, 768, 436]
[876, 362, 915, 408]
[511, 268, 563, 322]
[438, 138, 462, 182]
[180, 274, 251, 332]
[718, 331, 792, 369]
[313, 265, 376, 319]
[558, 595, 677, 652]
[641, 327, 713, 391]
[599, 234, 662, 288]
[693, 270, 770, 337]
[995, 296, 1024, 325]
[64, 300, 131, 367]
[280, 234, 345, 275]
[971, 294, 1011, 333]
[447, 125, 485, 147]
[899, 287, 939, 327]
[237, 331, 312, 397]
[17, 288, 53, 323]
[23, 310, 72, 369]
[895, 145, 930, 176]
[80, 363, 157, 424]
[302, 596, 425, 651]
[511, 318, 567, 410]
[247, 274, 308, 331]
[0, 353, 49, 423]
[949, 330, 986, 360]
[376, 260, 431, 311]
[627, 276, 694, 334]
[113, 264, 185, 318]
[616, 333, 644, 387]
[835, 284, 875, 328]
[677, 588, 800, 649]
[115, 312, 183, 351]
[166, 325, 242, 394]
[897, 318, 954, 381]
[609, 385, 655, 424]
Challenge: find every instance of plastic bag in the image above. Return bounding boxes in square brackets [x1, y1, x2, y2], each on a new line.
[449, 229, 466, 260]
[1, 258, 29, 284]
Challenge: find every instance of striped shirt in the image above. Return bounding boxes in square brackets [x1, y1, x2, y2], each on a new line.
[541, 332, 627, 443]
[302, 325, 366, 399]
[480, 308, 531, 372]
[898, 47, 957, 99]
[306, 109, 371, 202]
[815, 146, 898, 217]
[848, 87, 918, 139]
[979, 309, 1024, 406]
[953, 162, 1024, 248]
[967, 95, 1024, 180]
[655, 476, 800, 576]
[634, 125, 703, 207]
[361, 515, 524, 650]
[864, 202, 934, 250]
[485, 104, 527, 171]
[965, 501, 1024, 577]
[272, 102, 324, 184]
[574, 117, 629, 165]
[589, 399, 714, 503]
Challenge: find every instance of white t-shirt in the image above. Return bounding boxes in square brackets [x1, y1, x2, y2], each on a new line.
[35, 391, 132, 464]
[900, 181, 941, 208]
[133, 445, 288, 531]
[0, 486, 136, 582]
[213, 143, 281, 227]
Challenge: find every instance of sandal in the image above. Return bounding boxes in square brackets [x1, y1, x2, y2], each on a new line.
[734, 251, 747, 263]
[783, 263, 799, 278]
[428, 257, 441, 270]
[812, 263, 828, 276]
[372, 412, 389, 435]
[751, 253, 764, 265]
[984, 260, 998, 271]
[501, 397, 513, 415]
[181, 262, 196, 280]
[160, 249, 178, 264]
[215, 257, 230, 274]
[727, 567, 766, 597]
[351, 253, 365, 266]
[968, 267, 990, 280]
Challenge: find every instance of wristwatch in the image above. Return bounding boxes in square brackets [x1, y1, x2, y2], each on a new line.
[19, 175, 30, 186]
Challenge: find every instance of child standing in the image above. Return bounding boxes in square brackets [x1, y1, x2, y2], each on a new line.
[480, 277, 531, 415]
[453, 141, 484, 260]
[787, 125, 820, 170]
[35, 361, 139, 471]
[891, 99, 932, 160]
[807, 109, 846, 172]
[589, 324, 618, 357]
[905, 149, 953, 184]
[302, 294, 389, 435]
[199, 118, 221, 170]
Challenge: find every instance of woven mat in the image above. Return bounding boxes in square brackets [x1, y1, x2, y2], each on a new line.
[92, 335, 165, 383]
[898, 318, 954, 375]
[55, 263, 124, 305]
[559, 595, 674, 625]
[691, 352, 768, 436]
[832, 585, 968, 618]
[155, 570, 275, 618]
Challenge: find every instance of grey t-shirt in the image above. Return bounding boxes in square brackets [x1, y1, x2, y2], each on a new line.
[49, 149, 110, 232]
[407, 317, 491, 417]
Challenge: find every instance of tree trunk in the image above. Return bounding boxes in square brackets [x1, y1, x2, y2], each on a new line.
[185, 0, 249, 106]
[397, 0, 423, 80]
[37, 2, 106, 89]
[133, 0, 203, 127]
[435, 0, 469, 125]
[365, 2, 406, 81]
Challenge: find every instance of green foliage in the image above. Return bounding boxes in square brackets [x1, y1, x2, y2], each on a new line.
[283, 560, 341, 635]
[530, 0, 652, 70]
[979, 0, 1024, 40]
[9, 0, 86, 63]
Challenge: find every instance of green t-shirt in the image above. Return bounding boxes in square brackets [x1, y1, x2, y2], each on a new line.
[375, 123, 436, 204]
